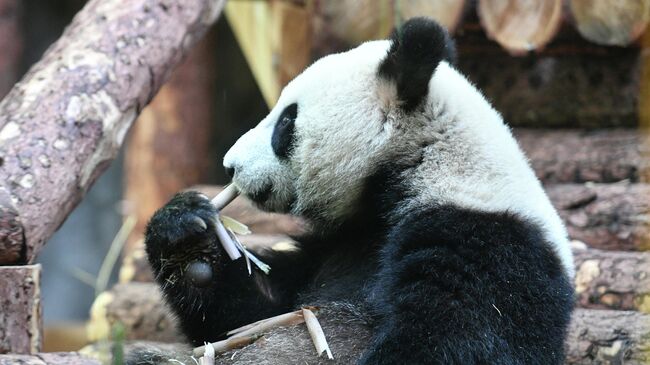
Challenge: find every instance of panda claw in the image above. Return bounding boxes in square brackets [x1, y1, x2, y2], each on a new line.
[187, 215, 208, 232]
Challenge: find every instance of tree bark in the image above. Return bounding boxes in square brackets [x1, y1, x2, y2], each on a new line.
[546, 183, 650, 251]
[124, 29, 217, 255]
[514, 129, 647, 184]
[0, 353, 100, 365]
[0, 0, 226, 264]
[0, 0, 22, 100]
[566, 309, 650, 364]
[0, 265, 41, 354]
[574, 247, 650, 310]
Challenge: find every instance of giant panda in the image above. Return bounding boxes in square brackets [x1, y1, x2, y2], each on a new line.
[139, 17, 574, 365]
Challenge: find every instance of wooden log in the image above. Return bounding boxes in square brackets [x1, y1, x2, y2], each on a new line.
[310, 0, 391, 54]
[0, 353, 100, 365]
[310, 0, 464, 58]
[574, 247, 650, 310]
[570, 0, 650, 46]
[546, 183, 650, 251]
[0, 0, 22, 99]
[109, 304, 650, 365]
[0, 0, 226, 264]
[477, 0, 563, 55]
[123, 29, 217, 255]
[566, 309, 650, 364]
[514, 129, 647, 184]
[457, 26, 640, 128]
[398, 0, 466, 33]
[87, 282, 183, 343]
[0, 265, 41, 354]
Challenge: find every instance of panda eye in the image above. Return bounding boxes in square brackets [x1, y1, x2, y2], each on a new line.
[272, 103, 298, 159]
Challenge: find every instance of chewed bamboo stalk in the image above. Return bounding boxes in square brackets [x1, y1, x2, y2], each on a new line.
[211, 183, 239, 210]
[229, 309, 306, 339]
[303, 308, 333, 359]
[214, 213, 242, 260]
[193, 307, 319, 357]
[199, 342, 215, 365]
[209, 184, 271, 273]
[193, 334, 262, 358]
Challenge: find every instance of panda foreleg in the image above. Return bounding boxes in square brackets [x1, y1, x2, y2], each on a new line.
[359, 206, 571, 365]
[144, 191, 310, 346]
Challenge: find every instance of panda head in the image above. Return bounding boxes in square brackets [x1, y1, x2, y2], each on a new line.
[224, 18, 456, 224]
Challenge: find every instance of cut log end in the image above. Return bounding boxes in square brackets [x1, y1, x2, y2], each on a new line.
[478, 0, 563, 55]
[570, 0, 650, 46]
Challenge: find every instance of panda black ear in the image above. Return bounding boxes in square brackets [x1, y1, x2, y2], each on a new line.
[378, 17, 456, 112]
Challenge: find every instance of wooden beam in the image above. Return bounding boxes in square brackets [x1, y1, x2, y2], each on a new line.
[0, 265, 41, 354]
[225, 0, 310, 107]
[0, 0, 226, 264]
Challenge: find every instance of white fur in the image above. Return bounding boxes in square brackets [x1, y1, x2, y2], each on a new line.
[224, 40, 574, 277]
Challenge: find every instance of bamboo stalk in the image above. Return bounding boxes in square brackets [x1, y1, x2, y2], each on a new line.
[214, 214, 242, 260]
[211, 184, 239, 210]
[199, 342, 215, 365]
[302, 308, 333, 360]
[230, 310, 305, 339]
[193, 308, 318, 357]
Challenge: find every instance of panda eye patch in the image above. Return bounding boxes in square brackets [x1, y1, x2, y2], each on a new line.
[271, 103, 298, 159]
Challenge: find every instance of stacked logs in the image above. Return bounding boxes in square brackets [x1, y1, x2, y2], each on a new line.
[96, 128, 650, 363]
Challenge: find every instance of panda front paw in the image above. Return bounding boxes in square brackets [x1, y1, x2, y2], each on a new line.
[145, 191, 222, 286]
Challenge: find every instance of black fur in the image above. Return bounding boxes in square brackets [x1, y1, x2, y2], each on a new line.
[271, 103, 298, 159]
[378, 17, 456, 112]
[139, 18, 571, 364]
[142, 163, 573, 364]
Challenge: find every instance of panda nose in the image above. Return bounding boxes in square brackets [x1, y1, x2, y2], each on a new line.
[225, 166, 236, 178]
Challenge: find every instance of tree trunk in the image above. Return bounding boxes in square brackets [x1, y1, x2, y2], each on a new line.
[574, 247, 650, 310]
[0, 265, 41, 354]
[0, 0, 22, 100]
[0, 0, 226, 264]
[123, 29, 217, 255]
[546, 183, 650, 251]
